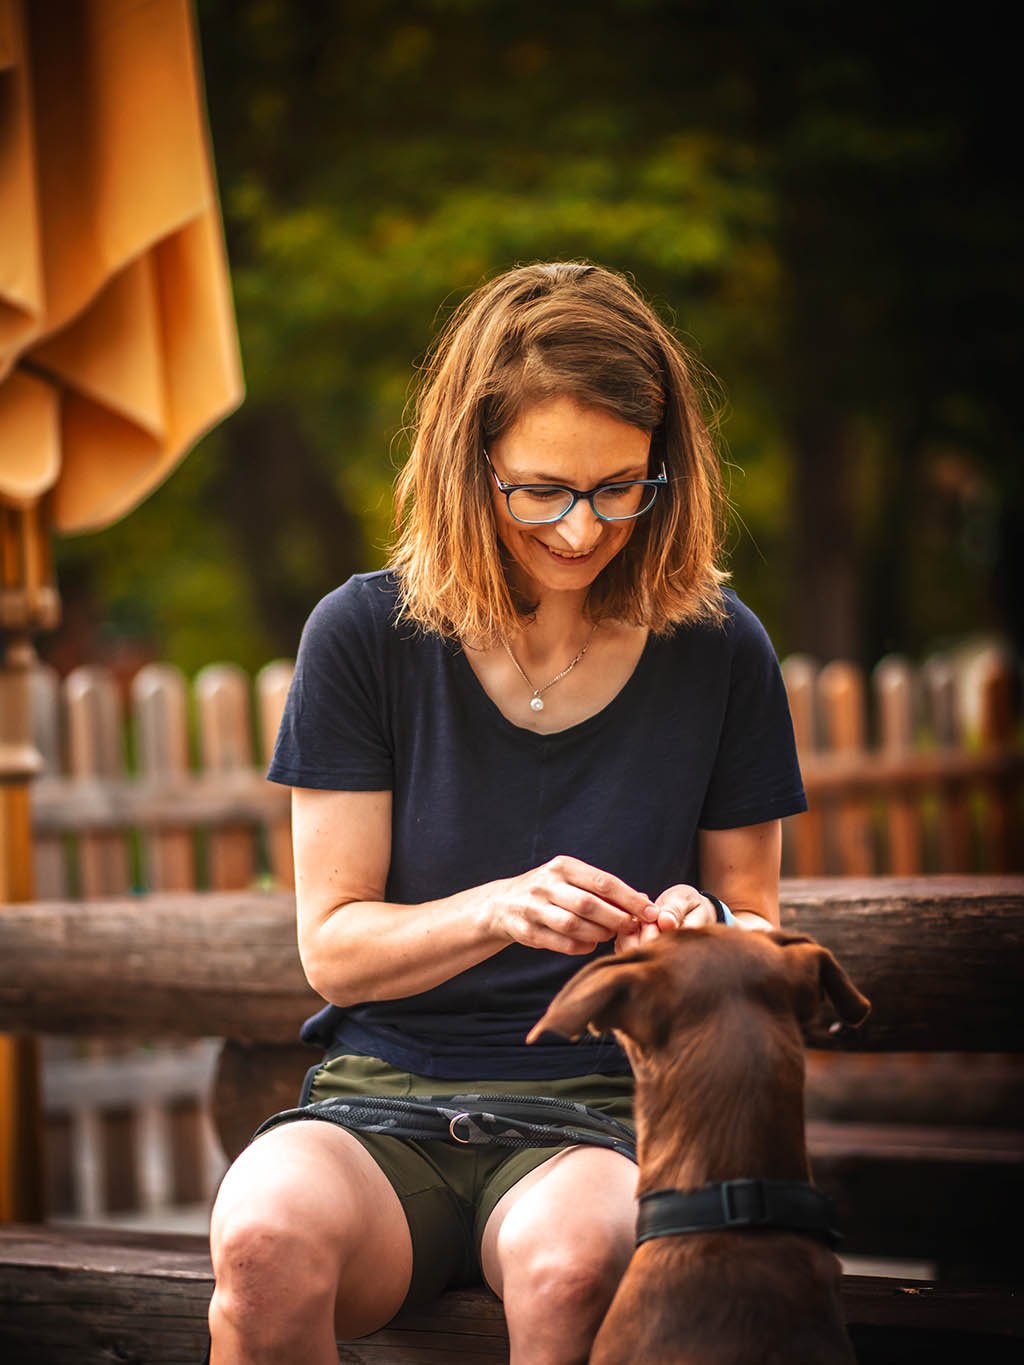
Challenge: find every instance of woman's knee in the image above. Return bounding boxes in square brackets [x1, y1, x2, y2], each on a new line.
[211, 1202, 340, 1320]
[208, 1126, 413, 1343]
[501, 1233, 630, 1327]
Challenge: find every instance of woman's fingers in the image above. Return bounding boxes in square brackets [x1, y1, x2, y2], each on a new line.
[682, 901, 718, 928]
[653, 884, 717, 930]
[547, 856, 653, 919]
[498, 856, 654, 954]
[615, 918, 661, 953]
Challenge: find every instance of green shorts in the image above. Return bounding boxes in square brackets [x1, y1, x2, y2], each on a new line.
[280, 1052, 635, 1310]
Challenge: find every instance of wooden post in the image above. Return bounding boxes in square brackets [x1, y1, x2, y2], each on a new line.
[875, 656, 922, 874]
[257, 661, 295, 889]
[195, 664, 256, 891]
[977, 650, 1020, 873]
[923, 656, 972, 872]
[133, 664, 195, 891]
[820, 660, 875, 874]
[0, 499, 59, 1222]
[781, 655, 825, 876]
[66, 666, 131, 899]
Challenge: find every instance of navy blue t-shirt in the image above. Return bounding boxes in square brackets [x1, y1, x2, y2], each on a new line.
[267, 571, 807, 1078]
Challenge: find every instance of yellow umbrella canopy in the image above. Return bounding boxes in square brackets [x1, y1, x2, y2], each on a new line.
[0, 0, 244, 1223]
[0, 0, 244, 535]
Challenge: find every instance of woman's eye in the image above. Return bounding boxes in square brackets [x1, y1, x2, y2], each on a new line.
[528, 487, 565, 500]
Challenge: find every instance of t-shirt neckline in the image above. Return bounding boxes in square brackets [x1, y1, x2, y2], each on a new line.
[451, 631, 657, 743]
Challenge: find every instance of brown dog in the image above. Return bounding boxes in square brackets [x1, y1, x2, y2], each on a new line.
[528, 926, 871, 1365]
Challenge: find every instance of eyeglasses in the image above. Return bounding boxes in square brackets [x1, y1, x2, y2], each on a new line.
[486, 456, 668, 525]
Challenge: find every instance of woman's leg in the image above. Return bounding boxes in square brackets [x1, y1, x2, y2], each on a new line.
[479, 1146, 637, 1365]
[208, 1122, 413, 1364]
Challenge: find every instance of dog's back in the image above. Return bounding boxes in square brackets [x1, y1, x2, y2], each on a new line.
[530, 926, 869, 1365]
[593, 1232, 854, 1364]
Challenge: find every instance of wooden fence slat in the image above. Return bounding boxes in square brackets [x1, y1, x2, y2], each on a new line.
[133, 664, 195, 892]
[874, 656, 922, 875]
[921, 657, 972, 872]
[65, 666, 130, 899]
[820, 661, 874, 875]
[782, 655, 825, 876]
[195, 664, 256, 892]
[29, 663, 67, 898]
[61, 666, 130, 1207]
[977, 651, 1019, 873]
[257, 661, 295, 890]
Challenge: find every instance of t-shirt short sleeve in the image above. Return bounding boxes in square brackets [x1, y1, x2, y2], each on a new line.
[697, 598, 807, 829]
[266, 577, 394, 791]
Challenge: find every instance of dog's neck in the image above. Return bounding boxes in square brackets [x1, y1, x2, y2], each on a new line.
[626, 1003, 811, 1193]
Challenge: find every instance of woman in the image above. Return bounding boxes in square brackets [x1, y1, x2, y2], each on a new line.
[207, 261, 807, 1364]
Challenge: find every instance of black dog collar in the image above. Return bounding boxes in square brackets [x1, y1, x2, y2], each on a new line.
[637, 1179, 841, 1249]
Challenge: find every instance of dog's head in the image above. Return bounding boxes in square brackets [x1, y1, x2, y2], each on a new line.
[527, 926, 870, 1055]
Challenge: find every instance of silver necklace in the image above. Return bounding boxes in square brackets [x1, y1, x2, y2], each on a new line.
[502, 627, 598, 712]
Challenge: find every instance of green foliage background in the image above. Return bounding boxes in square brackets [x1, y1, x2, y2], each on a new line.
[52, 0, 1021, 676]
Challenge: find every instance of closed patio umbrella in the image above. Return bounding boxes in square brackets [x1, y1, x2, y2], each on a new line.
[0, 0, 244, 1219]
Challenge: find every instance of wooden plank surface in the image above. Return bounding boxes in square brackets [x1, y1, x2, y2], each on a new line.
[0, 878, 1021, 1047]
[0, 1225, 1020, 1365]
[0, 1226, 507, 1365]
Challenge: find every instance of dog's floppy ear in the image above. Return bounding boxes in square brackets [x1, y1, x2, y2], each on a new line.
[526, 950, 668, 1048]
[769, 932, 871, 1028]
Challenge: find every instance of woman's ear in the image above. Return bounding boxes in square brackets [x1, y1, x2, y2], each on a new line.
[527, 950, 669, 1048]
[771, 935, 871, 1028]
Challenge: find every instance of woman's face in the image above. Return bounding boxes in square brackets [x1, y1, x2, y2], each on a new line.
[487, 395, 653, 604]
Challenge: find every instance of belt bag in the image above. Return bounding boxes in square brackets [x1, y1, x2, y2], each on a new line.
[252, 1091, 638, 1162]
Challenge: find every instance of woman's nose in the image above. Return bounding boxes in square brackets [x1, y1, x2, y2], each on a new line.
[555, 498, 602, 550]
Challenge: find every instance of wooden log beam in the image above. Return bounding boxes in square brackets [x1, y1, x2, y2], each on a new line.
[779, 876, 1024, 1050]
[0, 878, 1020, 1048]
[0, 891, 314, 1041]
[0, 1225, 1020, 1365]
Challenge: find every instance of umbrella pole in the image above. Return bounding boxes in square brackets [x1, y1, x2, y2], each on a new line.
[0, 502, 58, 1222]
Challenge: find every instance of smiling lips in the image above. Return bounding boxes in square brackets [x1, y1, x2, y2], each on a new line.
[540, 542, 597, 562]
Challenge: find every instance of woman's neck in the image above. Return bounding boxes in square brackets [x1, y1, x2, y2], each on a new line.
[508, 590, 593, 668]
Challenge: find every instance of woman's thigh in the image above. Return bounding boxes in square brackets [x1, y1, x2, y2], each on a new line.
[210, 1120, 414, 1338]
[478, 1144, 637, 1298]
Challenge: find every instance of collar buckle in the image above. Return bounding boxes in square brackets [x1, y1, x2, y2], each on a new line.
[721, 1178, 769, 1227]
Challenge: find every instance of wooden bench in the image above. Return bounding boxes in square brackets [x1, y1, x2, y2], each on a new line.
[1, 876, 1022, 1361]
[3, 1223, 1020, 1365]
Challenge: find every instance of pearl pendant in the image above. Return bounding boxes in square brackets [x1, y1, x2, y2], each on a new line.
[530, 696, 545, 712]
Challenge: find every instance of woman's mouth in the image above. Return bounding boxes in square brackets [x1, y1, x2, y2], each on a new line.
[538, 541, 597, 563]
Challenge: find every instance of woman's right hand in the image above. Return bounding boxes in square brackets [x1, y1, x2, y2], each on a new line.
[487, 855, 654, 956]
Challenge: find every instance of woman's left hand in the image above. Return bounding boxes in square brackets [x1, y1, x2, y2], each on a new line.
[650, 883, 718, 930]
[614, 883, 715, 952]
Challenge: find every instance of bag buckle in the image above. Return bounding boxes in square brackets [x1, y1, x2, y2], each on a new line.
[449, 1112, 473, 1144]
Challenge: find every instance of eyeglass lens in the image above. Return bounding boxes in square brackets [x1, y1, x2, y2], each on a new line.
[507, 482, 658, 523]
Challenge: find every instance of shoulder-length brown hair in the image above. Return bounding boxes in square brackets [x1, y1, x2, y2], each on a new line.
[390, 261, 729, 643]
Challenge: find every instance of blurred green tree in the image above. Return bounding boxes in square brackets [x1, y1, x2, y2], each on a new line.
[50, 0, 1021, 674]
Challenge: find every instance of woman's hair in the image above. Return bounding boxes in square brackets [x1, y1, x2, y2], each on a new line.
[390, 261, 729, 642]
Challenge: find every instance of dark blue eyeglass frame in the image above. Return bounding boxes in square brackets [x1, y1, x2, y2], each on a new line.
[485, 455, 669, 524]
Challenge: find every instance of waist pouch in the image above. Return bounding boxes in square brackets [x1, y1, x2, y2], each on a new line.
[252, 1091, 638, 1163]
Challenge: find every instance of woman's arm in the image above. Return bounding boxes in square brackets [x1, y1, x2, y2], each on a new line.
[293, 787, 654, 1005]
[694, 820, 781, 929]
